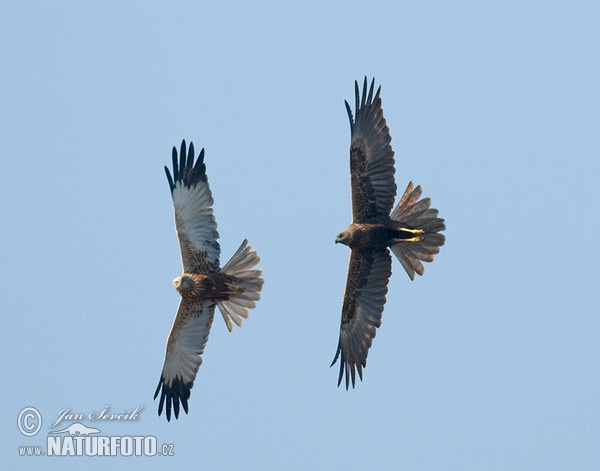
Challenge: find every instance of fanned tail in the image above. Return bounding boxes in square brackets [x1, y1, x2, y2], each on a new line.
[217, 240, 264, 331]
[390, 182, 445, 280]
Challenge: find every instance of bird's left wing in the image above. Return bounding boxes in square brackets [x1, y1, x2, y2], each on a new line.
[345, 77, 396, 224]
[154, 299, 216, 421]
[165, 140, 221, 274]
[331, 247, 392, 389]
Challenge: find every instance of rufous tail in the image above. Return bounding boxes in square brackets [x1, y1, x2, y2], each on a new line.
[217, 240, 264, 331]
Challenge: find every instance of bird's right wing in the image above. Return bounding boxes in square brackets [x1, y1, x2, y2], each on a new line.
[154, 299, 215, 421]
[331, 247, 392, 389]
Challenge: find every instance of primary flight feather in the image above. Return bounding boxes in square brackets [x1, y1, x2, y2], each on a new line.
[154, 140, 264, 421]
[332, 78, 446, 389]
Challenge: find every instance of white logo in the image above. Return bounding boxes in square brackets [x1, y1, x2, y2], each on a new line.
[17, 407, 42, 437]
[48, 422, 101, 437]
[17, 405, 175, 458]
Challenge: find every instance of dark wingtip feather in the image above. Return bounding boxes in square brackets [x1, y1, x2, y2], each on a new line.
[344, 100, 354, 134]
[179, 140, 187, 178]
[331, 343, 359, 390]
[154, 376, 192, 422]
[361, 76, 368, 108]
[165, 139, 208, 193]
[330, 342, 344, 387]
[164, 166, 175, 193]
[171, 146, 178, 182]
[366, 77, 375, 105]
[374, 85, 382, 103]
[153, 379, 162, 400]
[348, 77, 380, 129]
[354, 80, 360, 116]
[187, 141, 195, 169]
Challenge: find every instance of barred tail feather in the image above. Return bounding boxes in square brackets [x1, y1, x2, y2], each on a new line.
[391, 182, 445, 280]
[217, 239, 264, 331]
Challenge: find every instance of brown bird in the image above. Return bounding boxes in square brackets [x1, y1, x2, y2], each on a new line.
[154, 140, 264, 420]
[331, 78, 445, 389]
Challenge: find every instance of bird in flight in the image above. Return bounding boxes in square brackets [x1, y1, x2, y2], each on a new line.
[154, 140, 264, 420]
[331, 78, 446, 389]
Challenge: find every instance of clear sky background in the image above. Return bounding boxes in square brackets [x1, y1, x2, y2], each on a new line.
[2, 2, 599, 470]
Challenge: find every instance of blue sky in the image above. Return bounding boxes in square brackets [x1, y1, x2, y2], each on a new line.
[2, 1, 599, 470]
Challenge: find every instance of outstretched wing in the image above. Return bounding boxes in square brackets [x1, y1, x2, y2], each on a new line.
[345, 77, 396, 224]
[331, 247, 392, 389]
[165, 140, 221, 274]
[154, 299, 216, 421]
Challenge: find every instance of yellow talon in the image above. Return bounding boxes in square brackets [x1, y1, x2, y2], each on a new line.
[403, 228, 425, 235]
[403, 236, 424, 243]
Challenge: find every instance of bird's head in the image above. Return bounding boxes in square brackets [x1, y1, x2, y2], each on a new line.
[335, 230, 351, 246]
[173, 275, 194, 294]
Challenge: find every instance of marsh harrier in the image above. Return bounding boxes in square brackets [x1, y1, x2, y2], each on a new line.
[332, 78, 445, 389]
[154, 140, 264, 420]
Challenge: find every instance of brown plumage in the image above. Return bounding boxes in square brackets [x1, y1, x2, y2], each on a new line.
[154, 140, 264, 421]
[331, 78, 446, 389]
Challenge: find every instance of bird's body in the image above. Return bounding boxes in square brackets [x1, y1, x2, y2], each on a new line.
[331, 78, 446, 389]
[154, 140, 263, 421]
[336, 222, 424, 250]
[173, 273, 244, 301]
